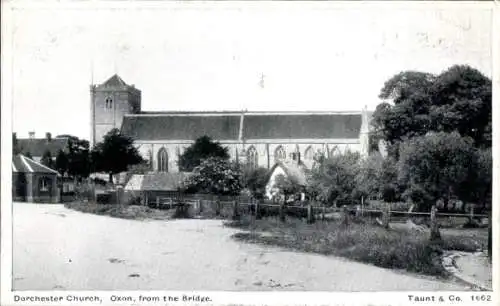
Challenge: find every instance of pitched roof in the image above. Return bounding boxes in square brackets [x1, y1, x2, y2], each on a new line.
[102, 74, 128, 87]
[270, 160, 309, 186]
[243, 113, 361, 139]
[126, 172, 193, 191]
[12, 154, 59, 175]
[121, 114, 241, 141]
[121, 111, 363, 141]
[17, 138, 68, 158]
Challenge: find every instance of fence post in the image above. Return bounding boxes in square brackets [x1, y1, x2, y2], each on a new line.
[279, 201, 286, 222]
[156, 196, 160, 209]
[361, 196, 364, 216]
[488, 210, 492, 261]
[215, 197, 221, 216]
[307, 204, 315, 224]
[355, 204, 362, 219]
[198, 199, 203, 214]
[232, 200, 240, 220]
[430, 205, 441, 241]
[469, 205, 474, 224]
[342, 205, 349, 226]
[255, 200, 261, 220]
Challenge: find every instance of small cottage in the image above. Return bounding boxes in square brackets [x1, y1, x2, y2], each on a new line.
[265, 155, 309, 201]
[12, 154, 60, 203]
[124, 172, 192, 205]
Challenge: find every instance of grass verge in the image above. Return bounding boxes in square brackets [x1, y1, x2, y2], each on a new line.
[64, 201, 175, 220]
[226, 216, 487, 277]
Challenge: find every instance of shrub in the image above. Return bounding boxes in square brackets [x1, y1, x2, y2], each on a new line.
[228, 216, 460, 277]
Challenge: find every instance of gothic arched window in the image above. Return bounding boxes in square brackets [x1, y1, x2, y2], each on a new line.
[304, 146, 314, 161]
[330, 146, 341, 157]
[246, 146, 258, 169]
[157, 148, 168, 172]
[274, 146, 286, 162]
[105, 97, 113, 110]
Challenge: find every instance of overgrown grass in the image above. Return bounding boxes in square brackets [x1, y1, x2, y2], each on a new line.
[226, 216, 488, 277]
[64, 202, 175, 220]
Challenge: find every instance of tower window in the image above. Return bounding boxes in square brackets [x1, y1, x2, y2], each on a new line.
[105, 97, 113, 109]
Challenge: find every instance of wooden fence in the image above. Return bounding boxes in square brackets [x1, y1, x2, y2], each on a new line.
[145, 196, 489, 227]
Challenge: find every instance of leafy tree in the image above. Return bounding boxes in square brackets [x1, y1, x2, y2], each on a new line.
[398, 132, 476, 211]
[178, 136, 229, 172]
[430, 65, 492, 148]
[373, 65, 491, 158]
[40, 150, 54, 169]
[308, 152, 360, 206]
[273, 174, 303, 202]
[66, 136, 91, 180]
[466, 148, 492, 210]
[184, 157, 242, 196]
[55, 149, 69, 176]
[241, 167, 269, 199]
[354, 152, 400, 202]
[91, 129, 143, 183]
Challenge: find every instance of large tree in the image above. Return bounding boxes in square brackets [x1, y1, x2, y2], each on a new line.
[398, 132, 476, 211]
[373, 65, 491, 158]
[354, 152, 400, 202]
[66, 136, 91, 180]
[91, 129, 143, 183]
[184, 157, 242, 196]
[55, 149, 69, 176]
[178, 135, 229, 172]
[241, 166, 269, 200]
[40, 150, 54, 169]
[308, 152, 360, 206]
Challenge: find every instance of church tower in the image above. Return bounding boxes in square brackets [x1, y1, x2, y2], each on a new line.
[90, 74, 141, 146]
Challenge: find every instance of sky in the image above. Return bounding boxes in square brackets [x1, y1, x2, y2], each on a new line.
[5, 2, 493, 141]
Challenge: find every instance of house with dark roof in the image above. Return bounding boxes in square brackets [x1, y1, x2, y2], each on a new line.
[15, 132, 69, 163]
[265, 158, 309, 200]
[12, 154, 60, 203]
[124, 172, 192, 205]
[90, 74, 372, 174]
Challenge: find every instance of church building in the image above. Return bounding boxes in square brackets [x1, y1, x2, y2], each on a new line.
[91, 75, 372, 173]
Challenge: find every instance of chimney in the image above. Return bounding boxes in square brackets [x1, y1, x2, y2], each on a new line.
[29, 131, 35, 139]
[290, 152, 301, 165]
[46, 132, 52, 142]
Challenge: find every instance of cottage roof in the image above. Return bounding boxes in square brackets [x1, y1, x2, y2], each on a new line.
[17, 137, 68, 158]
[125, 172, 193, 191]
[121, 111, 363, 141]
[12, 154, 59, 175]
[269, 160, 309, 186]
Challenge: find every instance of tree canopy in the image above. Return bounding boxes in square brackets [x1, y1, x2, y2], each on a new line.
[184, 157, 242, 196]
[40, 150, 54, 169]
[55, 149, 69, 176]
[373, 65, 492, 157]
[397, 131, 476, 211]
[307, 152, 360, 206]
[91, 128, 143, 183]
[178, 136, 229, 172]
[241, 167, 269, 199]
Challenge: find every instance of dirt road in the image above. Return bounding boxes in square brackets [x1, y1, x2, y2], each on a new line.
[13, 203, 468, 291]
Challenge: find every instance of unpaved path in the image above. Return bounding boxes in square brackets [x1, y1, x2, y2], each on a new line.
[13, 203, 469, 291]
